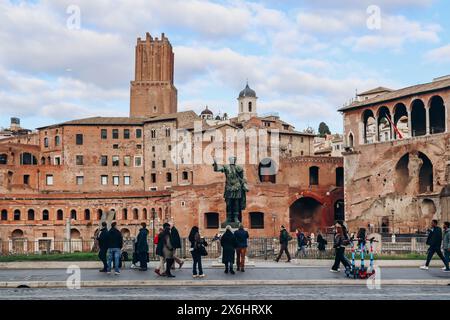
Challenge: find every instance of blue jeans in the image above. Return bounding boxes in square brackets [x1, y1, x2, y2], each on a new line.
[107, 248, 121, 272]
[191, 251, 203, 275]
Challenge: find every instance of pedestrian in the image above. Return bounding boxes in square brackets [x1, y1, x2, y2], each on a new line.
[275, 225, 292, 262]
[330, 224, 351, 272]
[154, 227, 166, 276]
[234, 224, 249, 272]
[189, 226, 208, 278]
[316, 230, 327, 256]
[170, 222, 185, 269]
[130, 240, 139, 269]
[161, 223, 176, 277]
[220, 225, 237, 274]
[420, 220, 450, 272]
[443, 222, 450, 271]
[96, 222, 109, 272]
[136, 222, 149, 271]
[295, 228, 307, 258]
[107, 222, 123, 275]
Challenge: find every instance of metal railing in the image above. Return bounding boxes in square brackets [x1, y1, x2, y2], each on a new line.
[0, 235, 430, 259]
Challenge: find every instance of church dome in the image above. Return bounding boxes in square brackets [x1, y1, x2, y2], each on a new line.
[239, 83, 256, 98]
[200, 106, 213, 116]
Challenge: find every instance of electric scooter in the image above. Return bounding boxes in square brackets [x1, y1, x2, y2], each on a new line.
[358, 240, 368, 279]
[367, 237, 378, 277]
[345, 236, 358, 278]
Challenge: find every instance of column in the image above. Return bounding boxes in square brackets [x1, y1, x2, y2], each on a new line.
[407, 110, 412, 138]
[425, 106, 430, 135]
[375, 116, 379, 142]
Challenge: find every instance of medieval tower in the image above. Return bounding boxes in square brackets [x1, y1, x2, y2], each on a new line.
[130, 33, 178, 117]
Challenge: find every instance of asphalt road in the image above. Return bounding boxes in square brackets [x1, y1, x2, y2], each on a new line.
[0, 285, 449, 300]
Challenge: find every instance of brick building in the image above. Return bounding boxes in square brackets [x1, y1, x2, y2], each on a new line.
[340, 75, 450, 234]
[0, 33, 343, 250]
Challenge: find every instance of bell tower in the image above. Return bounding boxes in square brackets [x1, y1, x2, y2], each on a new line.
[130, 32, 178, 117]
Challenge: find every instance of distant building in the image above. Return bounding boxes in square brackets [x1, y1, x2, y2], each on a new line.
[0, 118, 32, 140]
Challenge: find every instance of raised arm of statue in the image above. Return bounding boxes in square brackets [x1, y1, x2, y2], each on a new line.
[213, 158, 225, 173]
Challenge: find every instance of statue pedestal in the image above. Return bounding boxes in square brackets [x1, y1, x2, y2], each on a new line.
[211, 227, 255, 268]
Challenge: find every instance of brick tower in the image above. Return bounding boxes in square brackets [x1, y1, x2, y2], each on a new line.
[130, 33, 178, 117]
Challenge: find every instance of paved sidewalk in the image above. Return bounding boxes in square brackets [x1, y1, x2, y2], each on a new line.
[0, 262, 448, 288]
[0, 259, 447, 269]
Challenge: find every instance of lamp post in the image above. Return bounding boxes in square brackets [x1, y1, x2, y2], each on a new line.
[272, 214, 276, 238]
[151, 208, 156, 259]
[391, 209, 395, 235]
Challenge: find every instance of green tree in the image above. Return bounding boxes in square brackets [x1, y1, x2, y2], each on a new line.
[318, 122, 331, 137]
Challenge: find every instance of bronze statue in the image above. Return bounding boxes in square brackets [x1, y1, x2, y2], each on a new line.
[213, 156, 249, 227]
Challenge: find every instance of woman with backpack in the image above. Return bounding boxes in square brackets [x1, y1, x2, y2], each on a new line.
[188, 226, 208, 278]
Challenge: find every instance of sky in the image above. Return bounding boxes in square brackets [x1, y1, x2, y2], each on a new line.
[0, 0, 449, 133]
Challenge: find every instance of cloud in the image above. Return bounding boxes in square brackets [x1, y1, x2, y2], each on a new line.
[425, 44, 450, 63]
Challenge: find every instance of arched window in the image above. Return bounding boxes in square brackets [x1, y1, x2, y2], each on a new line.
[411, 99, 426, 137]
[41, 157, 46, 165]
[248, 101, 252, 113]
[55, 136, 60, 146]
[70, 209, 77, 220]
[0, 154, 7, 165]
[309, 166, 319, 186]
[122, 208, 128, 220]
[57, 209, 64, 221]
[143, 208, 148, 220]
[377, 106, 392, 142]
[362, 109, 376, 143]
[133, 208, 139, 220]
[84, 209, 91, 220]
[42, 210, 49, 221]
[44, 137, 49, 148]
[97, 209, 103, 220]
[27, 209, 35, 221]
[14, 209, 21, 221]
[348, 133, 354, 148]
[393, 103, 409, 139]
[1, 209, 7, 221]
[429, 96, 446, 134]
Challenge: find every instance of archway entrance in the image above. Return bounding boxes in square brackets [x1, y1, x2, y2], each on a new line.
[289, 197, 323, 232]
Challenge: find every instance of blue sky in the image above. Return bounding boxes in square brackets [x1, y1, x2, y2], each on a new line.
[0, 0, 449, 133]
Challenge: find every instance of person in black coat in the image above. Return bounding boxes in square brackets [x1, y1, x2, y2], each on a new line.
[96, 222, 109, 272]
[421, 219, 449, 270]
[107, 222, 123, 274]
[316, 230, 327, 254]
[189, 226, 208, 278]
[170, 223, 184, 269]
[136, 223, 149, 271]
[220, 226, 237, 274]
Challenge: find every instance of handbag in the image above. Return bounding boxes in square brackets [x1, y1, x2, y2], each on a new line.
[199, 244, 208, 256]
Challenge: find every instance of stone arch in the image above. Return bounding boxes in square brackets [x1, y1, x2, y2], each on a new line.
[394, 152, 433, 194]
[429, 95, 446, 134]
[11, 229, 24, 238]
[70, 228, 81, 239]
[120, 228, 131, 238]
[377, 106, 392, 142]
[395, 153, 410, 193]
[258, 158, 277, 183]
[393, 103, 409, 139]
[362, 109, 376, 143]
[418, 152, 433, 193]
[289, 197, 323, 232]
[411, 99, 426, 137]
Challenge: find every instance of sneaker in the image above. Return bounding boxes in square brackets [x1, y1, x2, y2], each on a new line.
[115, 271, 121, 275]
[236, 267, 240, 271]
[154, 269, 160, 276]
[443, 269, 450, 273]
[224, 270, 229, 274]
[166, 274, 176, 278]
[99, 269, 107, 273]
[230, 270, 235, 275]
[330, 269, 339, 273]
[178, 261, 184, 269]
[199, 274, 206, 278]
[441, 267, 447, 270]
[241, 269, 245, 272]
[193, 274, 199, 278]
[130, 264, 137, 269]
[420, 266, 429, 270]
[107, 271, 112, 275]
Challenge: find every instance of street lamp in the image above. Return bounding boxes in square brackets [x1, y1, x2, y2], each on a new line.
[272, 214, 276, 238]
[151, 208, 156, 259]
[391, 209, 395, 235]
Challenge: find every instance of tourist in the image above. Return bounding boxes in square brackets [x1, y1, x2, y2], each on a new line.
[154, 227, 166, 276]
[170, 222, 185, 269]
[130, 240, 139, 269]
[234, 224, 249, 272]
[161, 223, 176, 277]
[420, 219, 450, 271]
[295, 228, 307, 258]
[189, 226, 208, 278]
[107, 222, 123, 275]
[221, 225, 237, 274]
[96, 222, 109, 272]
[275, 225, 292, 262]
[443, 222, 450, 271]
[136, 222, 149, 271]
[330, 224, 351, 272]
[316, 230, 327, 256]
